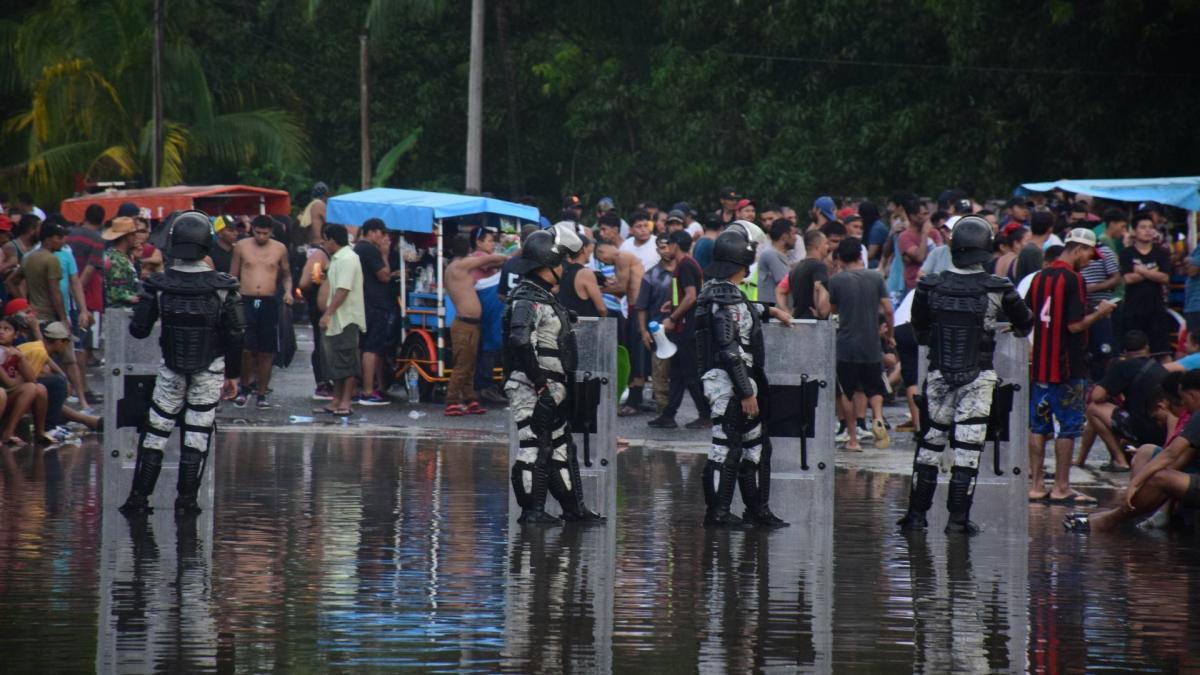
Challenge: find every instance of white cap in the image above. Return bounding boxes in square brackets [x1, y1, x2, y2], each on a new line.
[1064, 227, 1097, 247]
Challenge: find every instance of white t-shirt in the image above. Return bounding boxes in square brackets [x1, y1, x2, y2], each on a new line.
[620, 236, 660, 273]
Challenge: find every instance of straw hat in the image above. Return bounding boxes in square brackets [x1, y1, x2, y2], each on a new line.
[103, 216, 138, 241]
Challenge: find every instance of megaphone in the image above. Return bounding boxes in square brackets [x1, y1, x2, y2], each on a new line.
[648, 321, 677, 359]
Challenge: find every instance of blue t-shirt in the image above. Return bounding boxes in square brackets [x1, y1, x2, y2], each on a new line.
[54, 246, 79, 313]
[1185, 246, 1200, 313]
[693, 237, 715, 271]
[866, 220, 889, 267]
[1176, 353, 1200, 371]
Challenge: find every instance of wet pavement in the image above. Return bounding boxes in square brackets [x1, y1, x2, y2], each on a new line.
[1, 430, 1198, 673]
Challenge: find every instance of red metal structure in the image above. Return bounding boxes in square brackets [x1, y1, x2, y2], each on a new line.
[60, 185, 291, 222]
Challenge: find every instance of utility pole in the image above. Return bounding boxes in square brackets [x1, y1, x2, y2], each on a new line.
[151, 0, 164, 186]
[464, 0, 484, 194]
[360, 32, 372, 189]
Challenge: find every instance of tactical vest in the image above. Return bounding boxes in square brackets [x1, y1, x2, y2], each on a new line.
[147, 269, 238, 375]
[922, 272, 995, 387]
[502, 280, 578, 379]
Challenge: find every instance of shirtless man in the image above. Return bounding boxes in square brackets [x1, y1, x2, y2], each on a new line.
[230, 216, 292, 408]
[594, 239, 653, 414]
[443, 235, 506, 416]
[301, 182, 329, 246]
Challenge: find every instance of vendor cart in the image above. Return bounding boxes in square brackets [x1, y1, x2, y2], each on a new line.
[326, 188, 539, 401]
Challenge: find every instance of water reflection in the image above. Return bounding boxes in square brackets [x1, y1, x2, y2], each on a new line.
[0, 433, 1198, 672]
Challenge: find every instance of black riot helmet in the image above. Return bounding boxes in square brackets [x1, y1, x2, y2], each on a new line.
[949, 215, 994, 268]
[165, 210, 213, 261]
[704, 229, 757, 279]
[510, 229, 565, 277]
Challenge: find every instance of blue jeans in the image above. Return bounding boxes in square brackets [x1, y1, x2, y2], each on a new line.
[38, 374, 67, 429]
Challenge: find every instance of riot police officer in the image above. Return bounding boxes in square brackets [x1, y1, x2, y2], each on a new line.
[898, 216, 1033, 534]
[504, 227, 605, 525]
[120, 210, 245, 515]
[696, 229, 792, 527]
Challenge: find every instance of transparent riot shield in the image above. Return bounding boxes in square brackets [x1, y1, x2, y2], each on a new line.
[98, 308, 217, 673]
[504, 316, 616, 671]
[917, 332, 1030, 535]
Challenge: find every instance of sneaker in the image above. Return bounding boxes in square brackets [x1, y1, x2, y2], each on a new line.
[351, 391, 365, 404]
[41, 427, 72, 444]
[834, 426, 851, 444]
[647, 416, 678, 429]
[358, 391, 389, 406]
[67, 395, 80, 404]
[233, 390, 248, 408]
[464, 400, 487, 415]
[255, 394, 271, 410]
[444, 403, 466, 417]
[312, 386, 335, 401]
[872, 418, 890, 449]
[684, 417, 713, 430]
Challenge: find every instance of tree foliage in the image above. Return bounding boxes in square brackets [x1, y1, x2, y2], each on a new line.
[2, 0, 1199, 213]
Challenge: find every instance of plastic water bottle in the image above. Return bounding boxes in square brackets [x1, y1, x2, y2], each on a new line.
[288, 415, 314, 424]
[406, 366, 420, 403]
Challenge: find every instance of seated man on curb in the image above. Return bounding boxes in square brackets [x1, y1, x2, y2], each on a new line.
[1076, 330, 1167, 472]
[1067, 370, 1200, 532]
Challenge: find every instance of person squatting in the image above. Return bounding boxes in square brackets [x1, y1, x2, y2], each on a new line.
[120, 210, 245, 515]
[505, 227, 605, 525]
[897, 216, 1034, 534]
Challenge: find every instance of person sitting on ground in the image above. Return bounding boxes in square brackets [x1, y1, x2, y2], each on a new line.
[1067, 370, 1200, 532]
[13, 318, 100, 438]
[0, 316, 49, 446]
[1076, 330, 1168, 472]
[1165, 331, 1200, 372]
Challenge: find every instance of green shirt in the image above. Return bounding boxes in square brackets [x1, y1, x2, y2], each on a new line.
[325, 245, 365, 337]
[1094, 226, 1126, 299]
[104, 248, 138, 307]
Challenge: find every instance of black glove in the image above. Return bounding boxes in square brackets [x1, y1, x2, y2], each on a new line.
[531, 389, 559, 434]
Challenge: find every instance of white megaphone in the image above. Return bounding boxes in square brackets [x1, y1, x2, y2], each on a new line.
[648, 321, 677, 359]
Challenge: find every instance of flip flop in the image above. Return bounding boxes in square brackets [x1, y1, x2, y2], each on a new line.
[1044, 492, 1098, 505]
[1098, 462, 1131, 473]
[1028, 492, 1050, 502]
[331, 409, 352, 417]
[312, 406, 337, 414]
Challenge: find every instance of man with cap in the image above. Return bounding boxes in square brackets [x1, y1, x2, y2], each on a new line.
[594, 197, 628, 239]
[300, 182, 329, 245]
[812, 196, 837, 230]
[1025, 228, 1117, 506]
[561, 195, 585, 224]
[695, 229, 792, 527]
[714, 187, 740, 227]
[898, 216, 1034, 534]
[120, 210, 245, 515]
[209, 215, 241, 274]
[503, 226, 604, 525]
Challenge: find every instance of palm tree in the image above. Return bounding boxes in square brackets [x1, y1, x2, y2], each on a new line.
[1, 0, 307, 205]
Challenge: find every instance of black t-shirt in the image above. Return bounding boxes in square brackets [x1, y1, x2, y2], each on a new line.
[788, 259, 829, 320]
[209, 243, 234, 275]
[498, 256, 522, 299]
[354, 240, 390, 307]
[672, 255, 702, 334]
[1120, 244, 1171, 313]
[1099, 356, 1167, 442]
[1176, 413, 1200, 468]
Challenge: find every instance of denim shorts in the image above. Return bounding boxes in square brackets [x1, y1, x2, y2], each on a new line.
[1030, 380, 1086, 439]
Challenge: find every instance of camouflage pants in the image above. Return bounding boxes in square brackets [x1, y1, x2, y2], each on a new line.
[141, 360, 225, 454]
[918, 369, 997, 470]
[702, 369, 762, 464]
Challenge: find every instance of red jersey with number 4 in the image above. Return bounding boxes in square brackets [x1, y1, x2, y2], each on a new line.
[1026, 260, 1087, 384]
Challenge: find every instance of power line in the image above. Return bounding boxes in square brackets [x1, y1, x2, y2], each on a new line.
[712, 49, 1200, 80]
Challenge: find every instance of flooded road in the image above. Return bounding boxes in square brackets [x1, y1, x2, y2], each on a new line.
[1, 430, 1198, 672]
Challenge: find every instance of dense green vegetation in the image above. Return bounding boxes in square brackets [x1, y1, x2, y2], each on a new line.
[3, 0, 1199, 213]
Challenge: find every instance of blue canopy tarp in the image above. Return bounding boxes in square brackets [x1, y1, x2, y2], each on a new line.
[326, 188, 540, 233]
[1016, 176, 1200, 212]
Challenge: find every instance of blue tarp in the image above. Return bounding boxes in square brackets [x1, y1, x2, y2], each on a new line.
[1016, 176, 1200, 212]
[326, 188, 540, 233]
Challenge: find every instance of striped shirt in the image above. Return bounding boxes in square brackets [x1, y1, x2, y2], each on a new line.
[1027, 261, 1086, 384]
[1078, 243, 1119, 308]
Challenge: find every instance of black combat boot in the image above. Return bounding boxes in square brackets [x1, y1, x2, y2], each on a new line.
[514, 461, 562, 525]
[548, 450, 605, 523]
[898, 463, 939, 531]
[944, 466, 980, 535]
[175, 448, 205, 515]
[705, 459, 745, 527]
[120, 448, 164, 514]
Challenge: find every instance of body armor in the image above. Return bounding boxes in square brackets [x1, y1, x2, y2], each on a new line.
[132, 266, 245, 376]
[914, 272, 992, 388]
[695, 280, 763, 399]
[502, 278, 577, 385]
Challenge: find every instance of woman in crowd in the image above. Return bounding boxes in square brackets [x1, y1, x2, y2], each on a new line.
[0, 316, 49, 445]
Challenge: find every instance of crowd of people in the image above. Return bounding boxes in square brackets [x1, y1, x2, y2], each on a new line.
[3, 181, 1199, 532]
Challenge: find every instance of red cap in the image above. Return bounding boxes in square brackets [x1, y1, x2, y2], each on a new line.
[4, 298, 29, 316]
[735, 198, 756, 210]
[0, 215, 11, 232]
[837, 206, 857, 221]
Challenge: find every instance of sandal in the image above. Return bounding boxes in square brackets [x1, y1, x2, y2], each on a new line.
[331, 408, 352, 417]
[312, 406, 337, 414]
[1098, 462, 1131, 473]
[4, 436, 27, 448]
[1044, 492, 1098, 505]
[1063, 513, 1091, 532]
